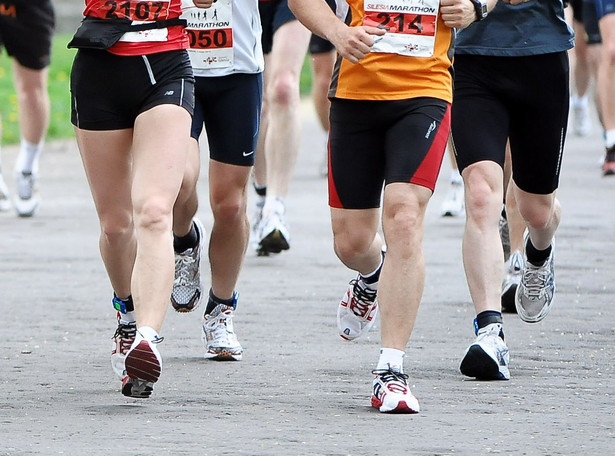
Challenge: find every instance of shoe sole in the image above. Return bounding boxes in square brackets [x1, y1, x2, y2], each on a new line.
[460, 345, 507, 380]
[125, 341, 161, 383]
[371, 396, 419, 414]
[501, 283, 518, 314]
[121, 376, 153, 398]
[204, 349, 243, 361]
[258, 229, 289, 254]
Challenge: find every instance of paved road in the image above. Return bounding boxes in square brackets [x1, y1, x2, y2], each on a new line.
[1, 102, 614, 455]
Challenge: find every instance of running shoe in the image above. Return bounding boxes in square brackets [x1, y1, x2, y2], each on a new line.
[501, 250, 523, 313]
[499, 207, 511, 262]
[515, 233, 555, 323]
[371, 368, 420, 413]
[123, 329, 163, 398]
[111, 313, 136, 380]
[572, 102, 592, 137]
[249, 198, 265, 253]
[602, 145, 615, 176]
[202, 295, 243, 361]
[0, 174, 10, 211]
[257, 210, 290, 256]
[440, 180, 465, 217]
[337, 277, 378, 341]
[14, 171, 39, 217]
[171, 218, 205, 312]
[460, 323, 510, 380]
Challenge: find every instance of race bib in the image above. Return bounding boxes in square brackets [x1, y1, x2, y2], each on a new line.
[363, 0, 439, 57]
[182, 0, 233, 69]
[106, 1, 172, 43]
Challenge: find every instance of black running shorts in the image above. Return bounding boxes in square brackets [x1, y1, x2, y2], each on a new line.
[258, 0, 296, 55]
[191, 72, 263, 166]
[451, 52, 569, 195]
[328, 97, 450, 209]
[0, 0, 55, 70]
[70, 49, 195, 131]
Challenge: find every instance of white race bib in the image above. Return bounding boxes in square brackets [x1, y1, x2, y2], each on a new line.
[182, 0, 233, 69]
[364, 0, 439, 57]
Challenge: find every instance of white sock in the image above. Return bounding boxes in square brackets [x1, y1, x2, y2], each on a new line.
[605, 130, 615, 149]
[119, 311, 136, 325]
[376, 348, 405, 373]
[15, 138, 43, 174]
[573, 95, 589, 108]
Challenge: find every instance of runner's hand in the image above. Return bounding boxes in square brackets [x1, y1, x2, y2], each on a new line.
[193, 0, 214, 8]
[440, 0, 478, 29]
[329, 25, 386, 64]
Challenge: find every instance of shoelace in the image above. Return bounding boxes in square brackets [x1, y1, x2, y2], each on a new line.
[174, 251, 197, 286]
[113, 322, 136, 354]
[349, 279, 377, 317]
[204, 307, 234, 345]
[522, 262, 551, 300]
[372, 369, 409, 394]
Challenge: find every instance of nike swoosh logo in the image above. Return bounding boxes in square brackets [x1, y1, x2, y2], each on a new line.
[242, 151, 255, 157]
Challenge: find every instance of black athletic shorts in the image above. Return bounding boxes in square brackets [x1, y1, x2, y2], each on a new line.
[329, 97, 450, 209]
[70, 49, 195, 131]
[308, 0, 335, 55]
[258, 0, 296, 54]
[192, 72, 263, 166]
[583, 0, 601, 44]
[451, 52, 569, 195]
[0, 0, 55, 70]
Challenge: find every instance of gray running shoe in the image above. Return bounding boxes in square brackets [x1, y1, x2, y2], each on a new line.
[171, 218, 205, 312]
[460, 323, 510, 380]
[499, 207, 510, 262]
[515, 232, 555, 323]
[14, 171, 39, 217]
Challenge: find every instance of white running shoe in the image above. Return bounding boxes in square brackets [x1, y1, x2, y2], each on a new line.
[14, 171, 39, 217]
[0, 174, 11, 211]
[501, 250, 523, 313]
[572, 103, 592, 137]
[256, 210, 290, 256]
[460, 323, 510, 380]
[371, 368, 420, 413]
[337, 277, 378, 341]
[123, 329, 163, 397]
[202, 296, 243, 361]
[440, 180, 465, 217]
[171, 218, 205, 312]
[515, 233, 555, 323]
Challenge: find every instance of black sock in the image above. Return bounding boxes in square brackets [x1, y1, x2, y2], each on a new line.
[475, 310, 504, 339]
[525, 237, 552, 267]
[173, 221, 199, 253]
[253, 184, 267, 197]
[360, 250, 385, 285]
[205, 289, 238, 315]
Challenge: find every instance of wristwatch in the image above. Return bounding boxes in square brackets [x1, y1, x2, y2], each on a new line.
[470, 0, 488, 21]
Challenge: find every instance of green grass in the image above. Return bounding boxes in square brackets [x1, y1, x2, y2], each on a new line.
[0, 33, 313, 144]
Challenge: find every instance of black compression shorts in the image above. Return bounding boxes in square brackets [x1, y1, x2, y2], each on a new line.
[451, 52, 569, 195]
[258, 0, 296, 55]
[329, 97, 450, 209]
[70, 49, 195, 131]
[0, 0, 55, 70]
[192, 72, 263, 166]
